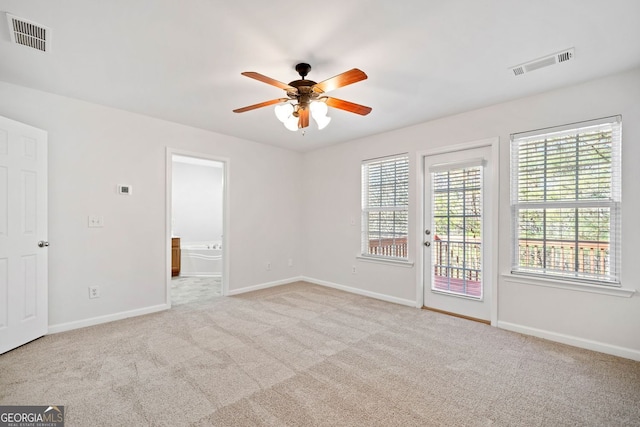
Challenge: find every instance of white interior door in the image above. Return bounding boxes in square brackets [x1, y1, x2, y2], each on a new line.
[423, 145, 493, 322]
[0, 116, 48, 354]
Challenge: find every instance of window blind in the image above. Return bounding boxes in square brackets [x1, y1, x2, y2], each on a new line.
[361, 154, 409, 259]
[510, 116, 621, 284]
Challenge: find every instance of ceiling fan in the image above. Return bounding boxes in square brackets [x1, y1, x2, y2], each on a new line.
[233, 63, 372, 131]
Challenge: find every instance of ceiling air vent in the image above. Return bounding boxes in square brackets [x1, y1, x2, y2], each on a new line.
[5, 13, 51, 52]
[510, 48, 574, 76]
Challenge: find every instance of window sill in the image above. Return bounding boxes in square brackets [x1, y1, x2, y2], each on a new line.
[502, 274, 636, 298]
[356, 255, 414, 268]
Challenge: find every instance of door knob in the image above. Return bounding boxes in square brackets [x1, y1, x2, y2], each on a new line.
[424, 241, 431, 247]
[38, 241, 49, 248]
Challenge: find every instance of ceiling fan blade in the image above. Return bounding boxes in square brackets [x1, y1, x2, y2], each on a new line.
[312, 68, 368, 93]
[325, 97, 372, 116]
[298, 108, 310, 128]
[233, 98, 287, 113]
[241, 72, 296, 91]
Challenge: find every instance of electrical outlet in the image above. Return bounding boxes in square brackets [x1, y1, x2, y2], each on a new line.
[88, 215, 104, 228]
[89, 286, 100, 299]
[352, 265, 357, 274]
[265, 262, 272, 271]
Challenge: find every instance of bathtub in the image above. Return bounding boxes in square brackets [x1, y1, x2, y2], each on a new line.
[180, 242, 222, 277]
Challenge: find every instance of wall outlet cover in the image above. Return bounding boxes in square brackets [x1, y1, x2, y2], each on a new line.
[89, 286, 100, 299]
[88, 215, 104, 227]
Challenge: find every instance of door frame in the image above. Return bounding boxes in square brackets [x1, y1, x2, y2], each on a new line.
[165, 147, 230, 305]
[415, 137, 500, 325]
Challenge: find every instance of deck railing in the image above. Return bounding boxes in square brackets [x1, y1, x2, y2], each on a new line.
[432, 240, 481, 280]
[517, 240, 609, 275]
[367, 238, 407, 258]
[367, 238, 610, 276]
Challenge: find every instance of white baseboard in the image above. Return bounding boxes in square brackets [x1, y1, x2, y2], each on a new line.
[302, 276, 416, 307]
[227, 276, 304, 296]
[498, 321, 640, 362]
[226, 276, 416, 309]
[48, 303, 170, 334]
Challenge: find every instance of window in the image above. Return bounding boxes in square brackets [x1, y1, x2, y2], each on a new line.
[431, 163, 483, 298]
[361, 154, 409, 259]
[510, 116, 621, 284]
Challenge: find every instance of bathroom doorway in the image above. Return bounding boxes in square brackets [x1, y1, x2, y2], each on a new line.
[166, 149, 228, 306]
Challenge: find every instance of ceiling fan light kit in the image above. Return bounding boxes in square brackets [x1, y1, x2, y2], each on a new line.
[275, 97, 331, 132]
[233, 63, 372, 132]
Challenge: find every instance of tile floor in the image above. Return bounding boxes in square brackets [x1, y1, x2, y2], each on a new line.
[170, 275, 222, 305]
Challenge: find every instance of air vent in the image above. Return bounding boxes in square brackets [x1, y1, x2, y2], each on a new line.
[5, 13, 51, 52]
[510, 48, 574, 76]
[512, 66, 525, 76]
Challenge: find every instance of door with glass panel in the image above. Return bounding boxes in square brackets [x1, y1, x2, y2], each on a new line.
[423, 146, 493, 322]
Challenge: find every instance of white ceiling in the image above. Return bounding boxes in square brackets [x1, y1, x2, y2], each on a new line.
[0, 1, 639, 152]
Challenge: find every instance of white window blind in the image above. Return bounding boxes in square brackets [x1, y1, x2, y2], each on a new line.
[510, 116, 621, 284]
[362, 154, 409, 259]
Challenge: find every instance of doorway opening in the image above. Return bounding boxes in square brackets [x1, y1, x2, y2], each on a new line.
[166, 150, 228, 306]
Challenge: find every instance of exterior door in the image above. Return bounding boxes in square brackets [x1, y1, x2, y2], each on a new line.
[0, 116, 48, 354]
[423, 146, 493, 322]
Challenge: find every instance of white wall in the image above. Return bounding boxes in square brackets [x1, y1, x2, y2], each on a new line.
[1, 67, 638, 360]
[302, 67, 640, 359]
[172, 161, 223, 245]
[0, 81, 303, 330]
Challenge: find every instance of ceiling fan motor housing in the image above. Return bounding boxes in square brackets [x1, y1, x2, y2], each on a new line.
[289, 63, 319, 101]
[287, 81, 319, 108]
[295, 63, 312, 78]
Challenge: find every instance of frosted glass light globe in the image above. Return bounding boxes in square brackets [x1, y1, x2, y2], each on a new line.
[274, 103, 293, 122]
[310, 101, 328, 117]
[284, 115, 299, 131]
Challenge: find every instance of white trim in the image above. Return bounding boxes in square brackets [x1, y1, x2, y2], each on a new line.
[502, 274, 635, 297]
[429, 158, 485, 173]
[356, 255, 414, 267]
[490, 139, 500, 327]
[226, 277, 304, 296]
[362, 152, 409, 165]
[498, 321, 640, 362]
[302, 276, 416, 307]
[166, 148, 231, 304]
[48, 304, 170, 334]
[415, 137, 498, 158]
[166, 148, 172, 304]
[361, 155, 410, 260]
[511, 114, 621, 140]
[415, 137, 500, 324]
[509, 118, 622, 285]
[228, 276, 416, 307]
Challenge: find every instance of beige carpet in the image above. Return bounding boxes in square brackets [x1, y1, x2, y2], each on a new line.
[1, 281, 639, 426]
